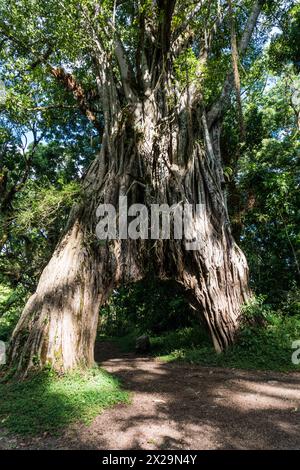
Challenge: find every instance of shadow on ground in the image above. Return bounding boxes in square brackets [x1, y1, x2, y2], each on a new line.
[1, 341, 300, 450]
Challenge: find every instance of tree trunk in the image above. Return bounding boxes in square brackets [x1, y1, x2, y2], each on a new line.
[8, 93, 250, 376]
[6, 0, 266, 377]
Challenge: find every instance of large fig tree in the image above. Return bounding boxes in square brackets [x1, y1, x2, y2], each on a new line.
[0, 0, 267, 375]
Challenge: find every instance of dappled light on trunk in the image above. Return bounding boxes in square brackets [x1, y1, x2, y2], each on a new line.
[6, 0, 266, 376]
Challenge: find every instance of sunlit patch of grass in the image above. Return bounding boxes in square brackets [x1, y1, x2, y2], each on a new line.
[0, 366, 129, 435]
[158, 345, 300, 371]
[155, 314, 300, 372]
[102, 315, 300, 372]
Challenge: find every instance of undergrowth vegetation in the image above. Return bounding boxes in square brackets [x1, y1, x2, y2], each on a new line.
[0, 0, 299, 445]
[99, 287, 300, 372]
[0, 284, 28, 342]
[99, 278, 195, 337]
[0, 367, 129, 436]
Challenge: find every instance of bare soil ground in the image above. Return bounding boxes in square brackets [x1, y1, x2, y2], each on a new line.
[1, 341, 300, 450]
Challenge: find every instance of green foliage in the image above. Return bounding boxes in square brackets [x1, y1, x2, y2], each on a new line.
[0, 284, 29, 342]
[0, 179, 81, 291]
[14, 180, 81, 233]
[281, 285, 300, 316]
[0, 0, 299, 381]
[105, 291, 300, 373]
[222, 66, 300, 303]
[239, 132, 300, 301]
[268, 3, 300, 72]
[173, 48, 199, 88]
[150, 326, 209, 355]
[99, 279, 196, 337]
[156, 309, 300, 372]
[101, 325, 209, 356]
[0, 367, 129, 435]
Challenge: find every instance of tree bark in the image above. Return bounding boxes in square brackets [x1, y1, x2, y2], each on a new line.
[8, 95, 249, 376]
[6, 0, 264, 376]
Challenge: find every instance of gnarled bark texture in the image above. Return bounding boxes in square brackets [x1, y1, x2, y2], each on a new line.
[7, 0, 264, 376]
[9, 100, 249, 375]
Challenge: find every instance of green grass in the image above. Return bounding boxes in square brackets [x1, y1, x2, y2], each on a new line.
[0, 366, 129, 436]
[158, 344, 300, 372]
[101, 312, 300, 372]
[156, 314, 300, 372]
[98, 325, 210, 354]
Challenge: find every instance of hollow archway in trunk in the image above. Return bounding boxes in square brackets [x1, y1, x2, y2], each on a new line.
[97, 277, 208, 340]
[8, 134, 249, 376]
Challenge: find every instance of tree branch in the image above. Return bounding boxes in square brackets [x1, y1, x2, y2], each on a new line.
[207, 0, 265, 128]
[49, 67, 103, 132]
[228, 0, 245, 141]
[80, 4, 137, 103]
[157, 0, 177, 55]
[172, 0, 206, 42]
[1, 127, 43, 212]
[112, 30, 138, 101]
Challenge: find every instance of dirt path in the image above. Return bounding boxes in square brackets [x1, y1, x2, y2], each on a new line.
[1, 341, 300, 450]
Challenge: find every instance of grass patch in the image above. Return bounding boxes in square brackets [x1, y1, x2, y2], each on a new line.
[156, 314, 300, 372]
[150, 326, 209, 355]
[98, 325, 209, 355]
[101, 312, 300, 372]
[0, 366, 129, 436]
[158, 344, 300, 371]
